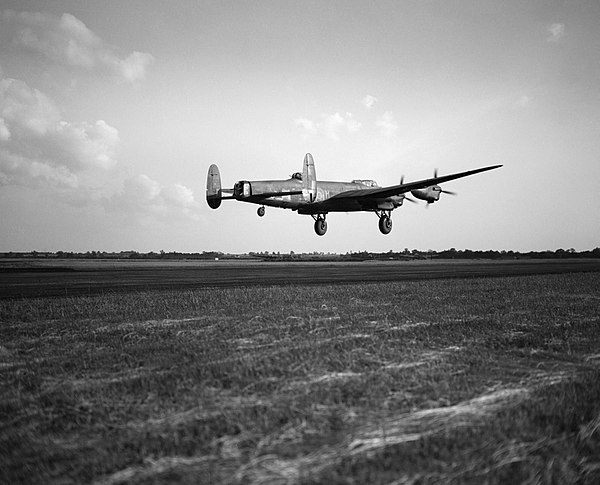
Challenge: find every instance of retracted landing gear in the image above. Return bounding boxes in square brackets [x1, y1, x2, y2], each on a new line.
[312, 214, 327, 236]
[257, 206, 265, 217]
[376, 210, 393, 235]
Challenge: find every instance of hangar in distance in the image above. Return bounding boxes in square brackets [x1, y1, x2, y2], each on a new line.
[206, 153, 502, 236]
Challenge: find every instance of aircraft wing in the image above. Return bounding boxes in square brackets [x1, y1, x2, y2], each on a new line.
[298, 164, 502, 213]
[333, 164, 501, 200]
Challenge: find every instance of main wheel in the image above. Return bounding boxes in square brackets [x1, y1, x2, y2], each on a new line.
[257, 206, 265, 217]
[378, 216, 392, 234]
[314, 219, 327, 236]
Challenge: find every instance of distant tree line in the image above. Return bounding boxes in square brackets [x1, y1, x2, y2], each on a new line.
[2, 248, 599, 261]
[337, 248, 600, 261]
[0, 250, 233, 260]
[434, 247, 600, 260]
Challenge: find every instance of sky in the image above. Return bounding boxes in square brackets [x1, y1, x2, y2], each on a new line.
[1, 0, 599, 253]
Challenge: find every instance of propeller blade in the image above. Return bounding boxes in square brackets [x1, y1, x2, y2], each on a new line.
[404, 196, 418, 204]
[400, 175, 404, 184]
[434, 168, 438, 178]
[441, 189, 457, 196]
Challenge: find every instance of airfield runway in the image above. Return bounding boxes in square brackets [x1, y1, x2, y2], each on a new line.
[1, 259, 599, 299]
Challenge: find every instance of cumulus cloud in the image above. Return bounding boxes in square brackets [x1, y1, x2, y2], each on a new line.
[1, 10, 154, 82]
[0, 73, 200, 222]
[547, 23, 565, 43]
[517, 95, 531, 108]
[162, 183, 197, 209]
[294, 117, 317, 136]
[106, 174, 200, 220]
[0, 76, 119, 187]
[361, 95, 378, 109]
[0, 118, 10, 141]
[376, 111, 399, 137]
[295, 112, 361, 141]
[0, 150, 79, 188]
[118, 51, 155, 83]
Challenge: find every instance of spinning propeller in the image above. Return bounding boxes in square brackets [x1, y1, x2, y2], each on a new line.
[400, 175, 418, 204]
[433, 168, 458, 197]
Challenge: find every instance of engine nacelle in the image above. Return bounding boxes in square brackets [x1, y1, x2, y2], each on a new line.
[375, 195, 405, 210]
[390, 195, 404, 208]
[411, 185, 442, 204]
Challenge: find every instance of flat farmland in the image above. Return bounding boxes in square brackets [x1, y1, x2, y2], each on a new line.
[1, 259, 600, 299]
[1, 264, 600, 484]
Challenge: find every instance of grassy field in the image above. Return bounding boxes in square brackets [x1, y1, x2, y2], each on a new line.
[1, 272, 600, 484]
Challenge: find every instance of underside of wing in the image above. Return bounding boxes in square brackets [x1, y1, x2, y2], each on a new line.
[297, 198, 359, 213]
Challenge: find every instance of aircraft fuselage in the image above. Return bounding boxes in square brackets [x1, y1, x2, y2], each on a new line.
[233, 179, 397, 212]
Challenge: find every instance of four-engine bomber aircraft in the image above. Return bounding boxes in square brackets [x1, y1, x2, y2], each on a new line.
[206, 153, 501, 236]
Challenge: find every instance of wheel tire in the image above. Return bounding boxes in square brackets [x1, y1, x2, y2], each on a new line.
[379, 216, 392, 235]
[314, 219, 327, 236]
[257, 206, 265, 217]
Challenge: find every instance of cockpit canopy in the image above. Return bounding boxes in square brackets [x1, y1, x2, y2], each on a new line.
[352, 179, 378, 187]
[290, 172, 303, 181]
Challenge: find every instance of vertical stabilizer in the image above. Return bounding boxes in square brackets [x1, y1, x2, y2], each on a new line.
[302, 153, 317, 202]
[206, 164, 222, 209]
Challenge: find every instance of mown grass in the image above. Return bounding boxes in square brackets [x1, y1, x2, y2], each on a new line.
[1, 272, 600, 484]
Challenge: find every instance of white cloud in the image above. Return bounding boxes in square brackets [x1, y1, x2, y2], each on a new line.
[547, 23, 565, 43]
[119, 51, 155, 83]
[0, 149, 79, 188]
[0, 77, 60, 136]
[162, 184, 197, 209]
[295, 112, 361, 141]
[322, 112, 361, 141]
[107, 174, 201, 221]
[361, 95, 378, 109]
[121, 174, 161, 204]
[294, 117, 317, 135]
[1, 10, 154, 82]
[376, 111, 398, 137]
[0, 73, 199, 222]
[345, 114, 361, 133]
[53, 119, 119, 170]
[517, 95, 531, 108]
[0, 118, 10, 141]
[0, 76, 119, 187]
